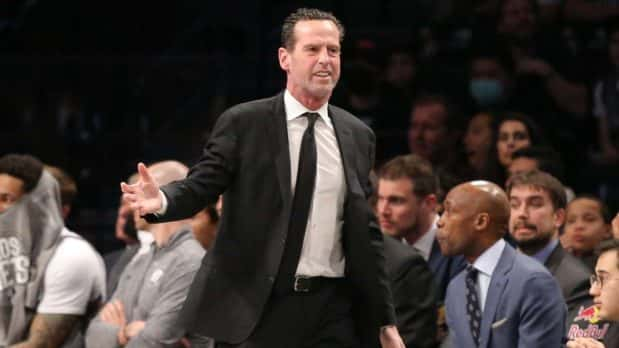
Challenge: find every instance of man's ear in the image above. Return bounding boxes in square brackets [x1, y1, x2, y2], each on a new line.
[62, 205, 71, 220]
[475, 212, 490, 231]
[278, 47, 290, 72]
[422, 193, 438, 212]
[603, 223, 613, 239]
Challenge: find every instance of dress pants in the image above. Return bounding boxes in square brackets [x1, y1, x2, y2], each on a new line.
[215, 279, 358, 348]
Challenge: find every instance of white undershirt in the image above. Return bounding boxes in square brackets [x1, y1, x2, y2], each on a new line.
[37, 228, 106, 315]
[284, 90, 346, 277]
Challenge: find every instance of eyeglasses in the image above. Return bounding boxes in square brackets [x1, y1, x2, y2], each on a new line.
[590, 274, 619, 289]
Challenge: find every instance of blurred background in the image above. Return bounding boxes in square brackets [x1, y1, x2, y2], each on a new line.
[2, 0, 618, 253]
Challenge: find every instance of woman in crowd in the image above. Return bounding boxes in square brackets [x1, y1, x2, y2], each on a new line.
[492, 112, 546, 184]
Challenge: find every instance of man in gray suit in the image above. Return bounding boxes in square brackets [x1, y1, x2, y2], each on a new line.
[437, 180, 566, 347]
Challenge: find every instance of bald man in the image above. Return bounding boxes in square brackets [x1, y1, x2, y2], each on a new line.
[437, 181, 566, 348]
[86, 161, 205, 348]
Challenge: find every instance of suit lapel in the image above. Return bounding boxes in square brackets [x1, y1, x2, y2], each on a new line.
[479, 245, 515, 348]
[265, 93, 292, 207]
[544, 243, 562, 274]
[329, 106, 357, 193]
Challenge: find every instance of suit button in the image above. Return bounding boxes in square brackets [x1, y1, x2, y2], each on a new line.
[268, 276, 275, 283]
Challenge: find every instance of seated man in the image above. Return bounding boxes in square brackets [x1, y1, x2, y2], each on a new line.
[0, 154, 105, 348]
[85, 161, 205, 347]
[438, 180, 566, 347]
[567, 239, 619, 348]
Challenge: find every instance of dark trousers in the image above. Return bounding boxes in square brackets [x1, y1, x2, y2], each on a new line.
[215, 279, 358, 348]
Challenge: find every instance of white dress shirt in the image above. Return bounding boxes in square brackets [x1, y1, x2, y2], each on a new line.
[284, 90, 347, 278]
[470, 238, 506, 312]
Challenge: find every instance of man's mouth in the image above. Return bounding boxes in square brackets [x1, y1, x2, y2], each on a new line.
[379, 220, 393, 228]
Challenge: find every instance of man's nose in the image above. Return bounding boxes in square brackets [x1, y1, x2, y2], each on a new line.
[513, 205, 528, 218]
[377, 201, 390, 215]
[317, 48, 331, 63]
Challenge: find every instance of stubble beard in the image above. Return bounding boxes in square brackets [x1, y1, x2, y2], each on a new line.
[514, 230, 554, 256]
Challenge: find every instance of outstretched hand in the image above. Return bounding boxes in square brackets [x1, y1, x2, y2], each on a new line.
[120, 162, 162, 216]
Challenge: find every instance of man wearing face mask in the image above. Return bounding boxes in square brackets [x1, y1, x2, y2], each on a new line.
[469, 51, 514, 110]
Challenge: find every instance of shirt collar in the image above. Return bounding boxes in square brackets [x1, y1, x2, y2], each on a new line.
[532, 238, 558, 264]
[472, 238, 506, 277]
[411, 214, 439, 261]
[138, 230, 154, 248]
[284, 89, 330, 124]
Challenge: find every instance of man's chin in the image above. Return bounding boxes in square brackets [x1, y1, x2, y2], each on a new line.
[514, 234, 553, 254]
[382, 229, 400, 238]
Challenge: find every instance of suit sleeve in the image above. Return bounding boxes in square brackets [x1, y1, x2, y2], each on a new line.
[147, 110, 239, 222]
[517, 273, 567, 348]
[393, 255, 438, 348]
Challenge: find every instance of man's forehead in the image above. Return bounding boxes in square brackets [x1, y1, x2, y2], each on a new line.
[509, 185, 550, 199]
[0, 174, 25, 192]
[413, 104, 446, 121]
[293, 20, 340, 39]
[378, 178, 414, 193]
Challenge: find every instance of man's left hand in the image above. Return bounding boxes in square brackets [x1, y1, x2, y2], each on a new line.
[379, 325, 406, 348]
[100, 300, 126, 327]
[124, 321, 146, 339]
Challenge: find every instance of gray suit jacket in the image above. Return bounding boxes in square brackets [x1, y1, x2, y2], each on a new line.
[446, 244, 566, 348]
[544, 243, 591, 316]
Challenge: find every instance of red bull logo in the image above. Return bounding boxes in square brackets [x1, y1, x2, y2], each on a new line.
[574, 305, 600, 324]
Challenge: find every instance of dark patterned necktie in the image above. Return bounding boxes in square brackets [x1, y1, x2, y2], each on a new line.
[274, 112, 319, 292]
[466, 265, 482, 347]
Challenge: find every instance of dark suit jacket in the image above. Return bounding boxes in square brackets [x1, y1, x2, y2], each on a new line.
[446, 244, 566, 348]
[427, 239, 466, 302]
[147, 93, 395, 344]
[544, 243, 591, 315]
[380, 236, 437, 348]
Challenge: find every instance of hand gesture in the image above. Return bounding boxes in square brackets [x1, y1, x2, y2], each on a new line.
[120, 163, 162, 216]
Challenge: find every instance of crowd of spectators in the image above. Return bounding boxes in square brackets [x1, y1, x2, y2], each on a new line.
[3, 0, 619, 347]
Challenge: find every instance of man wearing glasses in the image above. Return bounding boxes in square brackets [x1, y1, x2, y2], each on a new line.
[568, 239, 619, 348]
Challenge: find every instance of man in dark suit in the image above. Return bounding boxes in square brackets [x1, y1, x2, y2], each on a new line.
[438, 181, 566, 347]
[121, 7, 403, 348]
[507, 170, 592, 319]
[375, 154, 465, 302]
[382, 235, 437, 348]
